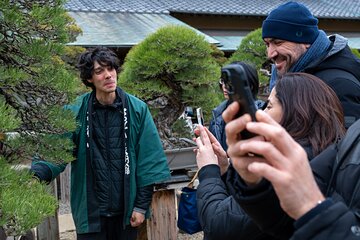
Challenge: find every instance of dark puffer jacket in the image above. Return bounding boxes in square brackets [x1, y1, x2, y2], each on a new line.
[197, 143, 313, 240]
[304, 35, 360, 128]
[91, 96, 126, 216]
[197, 164, 275, 240]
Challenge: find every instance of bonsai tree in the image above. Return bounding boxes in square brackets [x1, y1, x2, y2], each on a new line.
[0, 0, 82, 235]
[119, 25, 221, 147]
[228, 28, 270, 88]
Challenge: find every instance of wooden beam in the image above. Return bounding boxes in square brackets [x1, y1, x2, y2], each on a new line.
[143, 190, 177, 240]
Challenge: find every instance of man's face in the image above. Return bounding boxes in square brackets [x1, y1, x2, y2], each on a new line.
[88, 61, 117, 94]
[264, 38, 310, 77]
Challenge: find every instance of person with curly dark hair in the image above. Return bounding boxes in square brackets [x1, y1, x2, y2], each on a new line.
[31, 47, 170, 240]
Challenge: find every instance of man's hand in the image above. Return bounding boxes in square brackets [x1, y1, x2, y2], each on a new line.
[130, 210, 145, 227]
[224, 104, 325, 219]
[222, 102, 264, 185]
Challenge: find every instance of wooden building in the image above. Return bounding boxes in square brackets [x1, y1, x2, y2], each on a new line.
[65, 0, 360, 60]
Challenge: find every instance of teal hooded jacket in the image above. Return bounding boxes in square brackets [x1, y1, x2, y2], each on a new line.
[32, 88, 170, 233]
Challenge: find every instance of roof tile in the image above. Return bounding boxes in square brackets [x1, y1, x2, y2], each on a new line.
[64, 0, 360, 19]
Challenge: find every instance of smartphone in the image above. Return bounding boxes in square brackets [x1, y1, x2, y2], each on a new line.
[221, 64, 257, 139]
[196, 108, 204, 126]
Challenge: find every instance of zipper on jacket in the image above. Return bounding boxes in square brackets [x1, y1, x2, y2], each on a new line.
[105, 110, 113, 214]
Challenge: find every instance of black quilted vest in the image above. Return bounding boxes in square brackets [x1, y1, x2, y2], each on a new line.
[91, 95, 125, 216]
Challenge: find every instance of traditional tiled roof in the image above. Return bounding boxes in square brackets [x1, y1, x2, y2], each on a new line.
[65, 0, 360, 19]
[66, 12, 219, 47]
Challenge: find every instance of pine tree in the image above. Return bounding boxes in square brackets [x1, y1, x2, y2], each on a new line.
[119, 25, 221, 148]
[228, 28, 271, 87]
[0, 0, 82, 235]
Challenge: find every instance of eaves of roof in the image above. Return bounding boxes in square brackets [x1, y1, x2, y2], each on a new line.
[213, 35, 360, 51]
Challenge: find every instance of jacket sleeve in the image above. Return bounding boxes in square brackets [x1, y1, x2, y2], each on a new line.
[197, 164, 273, 240]
[226, 144, 340, 239]
[134, 184, 154, 213]
[134, 103, 170, 187]
[30, 129, 76, 183]
[292, 200, 360, 239]
[225, 164, 294, 239]
[30, 159, 67, 183]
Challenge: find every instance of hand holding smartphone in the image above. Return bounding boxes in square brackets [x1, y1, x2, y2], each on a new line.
[221, 64, 257, 139]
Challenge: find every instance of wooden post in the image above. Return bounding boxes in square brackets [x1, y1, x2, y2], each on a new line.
[136, 221, 148, 240]
[59, 165, 71, 205]
[36, 181, 59, 240]
[142, 189, 177, 240]
[0, 228, 6, 240]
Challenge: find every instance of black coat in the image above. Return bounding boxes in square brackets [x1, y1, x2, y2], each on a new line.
[229, 119, 360, 239]
[208, 100, 229, 152]
[197, 164, 275, 240]
[197, 141, 314, 240]
[304, 35, 360, 128]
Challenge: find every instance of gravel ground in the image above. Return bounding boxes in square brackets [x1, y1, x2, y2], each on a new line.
[178, 231, 203, 240]
[60, 230, 203, 240]
[59, 201, 71, 215]
[59, 202, 203, 240]
[60, 230, 76, 240]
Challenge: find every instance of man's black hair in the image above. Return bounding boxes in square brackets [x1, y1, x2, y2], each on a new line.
[77, 47, 120, 89]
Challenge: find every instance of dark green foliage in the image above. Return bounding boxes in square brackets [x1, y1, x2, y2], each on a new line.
[119, 25, 221, 144]
[210, 44, 228, 66]
[228, 28, 270, 86]
[352, 48, 360, 59]
[171, 118, 194, 140]
[0, 97, 21, 132]
[0, 0, 82, 234]
[0, 157, 57, 236]
[0, 0, 81, 161]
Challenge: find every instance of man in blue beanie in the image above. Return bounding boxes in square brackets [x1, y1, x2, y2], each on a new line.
[217, 2, 360, 240]
[263, 1, 360, 128]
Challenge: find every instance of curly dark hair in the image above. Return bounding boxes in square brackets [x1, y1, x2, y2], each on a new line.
[77, 47, 120, 90]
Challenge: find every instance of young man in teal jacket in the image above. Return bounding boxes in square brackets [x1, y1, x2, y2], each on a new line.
[31, 47, 170, 239]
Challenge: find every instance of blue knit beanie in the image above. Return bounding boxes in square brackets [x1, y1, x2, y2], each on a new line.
[262, 2, 319, 44]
